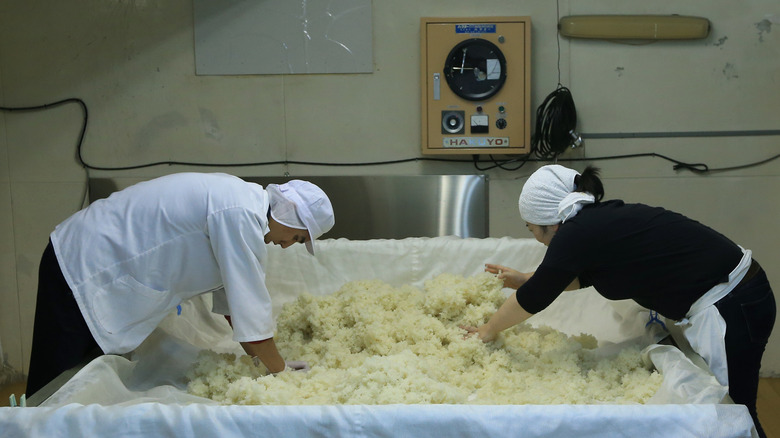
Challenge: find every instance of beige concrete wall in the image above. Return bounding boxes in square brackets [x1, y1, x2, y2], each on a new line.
[1, 0, 778, 377]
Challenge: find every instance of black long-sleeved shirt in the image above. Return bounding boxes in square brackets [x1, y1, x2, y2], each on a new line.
[516, 200, 743, 320]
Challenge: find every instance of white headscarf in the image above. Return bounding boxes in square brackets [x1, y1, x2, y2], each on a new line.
[518, 165, 596, 225]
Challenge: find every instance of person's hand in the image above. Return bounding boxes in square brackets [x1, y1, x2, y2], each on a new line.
[460, 324, 497, 343]
[260, 359, 310, 375]
[484, 264, 529, 289]
[252, 356, 308, 373]
[285, 360, 310, 372]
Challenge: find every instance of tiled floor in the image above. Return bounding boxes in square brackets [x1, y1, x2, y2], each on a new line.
[1, 380, 26, 407]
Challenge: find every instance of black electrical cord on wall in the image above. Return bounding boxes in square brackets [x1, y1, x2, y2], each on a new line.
[2, 97, 779, 174]
[0, 97, 90, 167]
[0, 97, 463, 171]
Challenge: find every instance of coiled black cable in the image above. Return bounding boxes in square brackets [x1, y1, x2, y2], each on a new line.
[531, 85, 578, 160]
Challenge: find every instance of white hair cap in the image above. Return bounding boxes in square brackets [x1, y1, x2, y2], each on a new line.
[266, 180, 335, 255]
[518, 165, 595, 225]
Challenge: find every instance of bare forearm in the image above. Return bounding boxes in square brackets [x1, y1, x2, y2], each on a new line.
[240, 338, 286, 373]
[480, 294, 533, 341]
[488, 294, 532, 331]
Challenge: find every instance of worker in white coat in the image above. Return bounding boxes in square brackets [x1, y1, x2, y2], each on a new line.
[463, 164, 775, 438]
[26, 172, 335, 397]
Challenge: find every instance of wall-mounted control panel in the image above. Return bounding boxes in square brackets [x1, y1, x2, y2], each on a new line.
[421, 17, 531, 155]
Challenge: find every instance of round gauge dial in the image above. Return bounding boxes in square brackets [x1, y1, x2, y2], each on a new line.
[443, 38, 507, 102]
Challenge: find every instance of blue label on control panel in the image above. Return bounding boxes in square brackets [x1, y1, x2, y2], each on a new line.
[455, 24, 497, 34]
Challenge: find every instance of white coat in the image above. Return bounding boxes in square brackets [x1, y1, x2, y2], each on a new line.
[51, 172, 274, 354]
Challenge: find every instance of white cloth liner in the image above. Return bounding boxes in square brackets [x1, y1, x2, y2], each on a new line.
[0, 237, 757, 437]
[0, 403, 756, 438]
[0, 402, 756, 438]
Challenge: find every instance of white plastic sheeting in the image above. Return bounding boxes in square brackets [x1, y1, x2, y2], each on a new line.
[0, 237, 758, 437]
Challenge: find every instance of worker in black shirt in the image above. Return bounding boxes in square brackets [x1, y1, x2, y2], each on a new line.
[462, 164, 775, 438]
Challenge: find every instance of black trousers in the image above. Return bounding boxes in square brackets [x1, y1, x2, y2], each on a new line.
[715, 264, 776, 438]
[26, 240, 100, 397]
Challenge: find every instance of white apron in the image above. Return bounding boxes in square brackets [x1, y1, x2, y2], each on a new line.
[676, 247, 752, 386]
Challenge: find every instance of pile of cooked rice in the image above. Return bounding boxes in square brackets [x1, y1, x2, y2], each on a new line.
[187, 273, 661, 405]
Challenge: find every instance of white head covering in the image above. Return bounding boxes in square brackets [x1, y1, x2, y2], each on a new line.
[518, 164, 596, 225]
[266, 180, 335, 255]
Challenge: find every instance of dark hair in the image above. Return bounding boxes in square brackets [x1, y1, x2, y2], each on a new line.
[573, 166, 604, 202]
